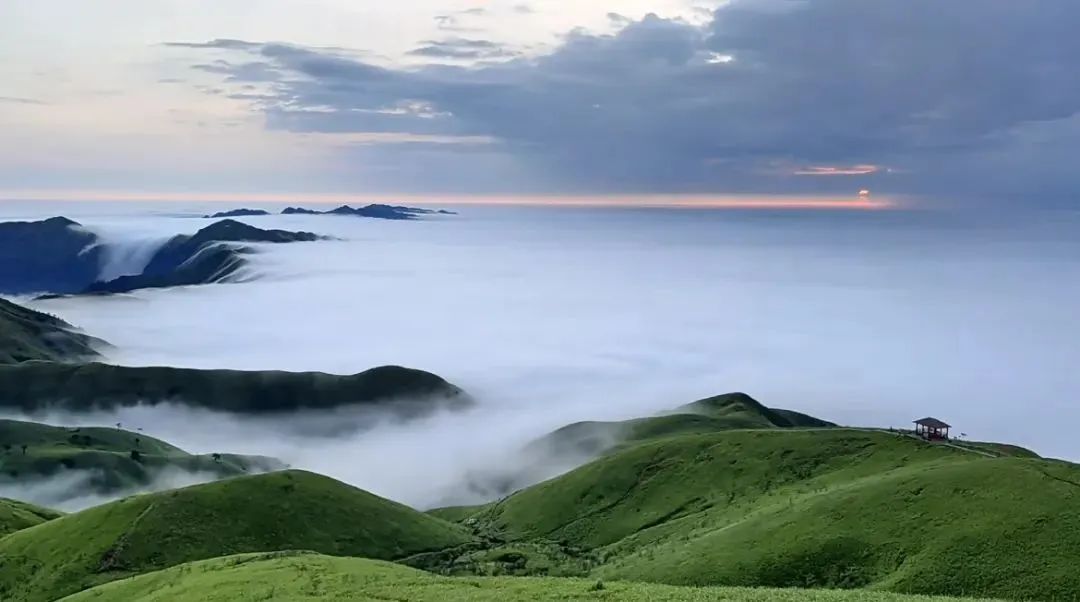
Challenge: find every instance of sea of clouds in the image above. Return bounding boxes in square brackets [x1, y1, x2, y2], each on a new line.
[3, 201, 1080, 509]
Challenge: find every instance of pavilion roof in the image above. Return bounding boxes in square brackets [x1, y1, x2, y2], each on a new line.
[914, 417, 951, 429]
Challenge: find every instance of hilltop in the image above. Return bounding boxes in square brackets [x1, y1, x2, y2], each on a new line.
[206, 203, 458, 219]
[281, 204, 457, 219]
[57, 551, 995, 602]
[0, 363, 470, 416]
[0, 419, 281, 503]
[0, 298, 104, 364]
[203, 208, 270, 218]
[460, 392, 838, 501]
[0, 470, 472, 602]
[529, 392, 836, 460]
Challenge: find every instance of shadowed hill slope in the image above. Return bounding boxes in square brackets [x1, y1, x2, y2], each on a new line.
[0, 298, 104, 364]
[0, 471, 473, 602]
[0, 217, 101, 295]
[0, 217, 325, 297]
[0, 363, 469, 416]
[84, 219, 322, 294]
[57, 551, 996, 602]
[0, 497, 62, 537]
[0, 419, 281, 501]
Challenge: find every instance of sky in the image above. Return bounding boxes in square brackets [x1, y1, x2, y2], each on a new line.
[1, 0, 1077, 205]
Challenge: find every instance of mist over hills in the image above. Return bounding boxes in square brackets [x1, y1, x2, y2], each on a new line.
[0, 418, 283, 509]
[2, 205, 1079, 601]
[0, 217, 324, 297]
[0, 396, 1077, 601]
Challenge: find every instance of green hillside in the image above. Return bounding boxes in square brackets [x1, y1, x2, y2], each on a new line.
[0, 419, 279, 497]
[0, 497, 62, 537]
[58, 551, 995, 602]
[2, 389, 1075, 601]
[461, 428, 1080, 600]
[0, 470, 472, 602]
[0, 297, 103, 364]
[524, 392, 836, 467]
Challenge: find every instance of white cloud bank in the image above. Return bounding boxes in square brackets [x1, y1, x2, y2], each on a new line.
[7, 202, 1080, 508]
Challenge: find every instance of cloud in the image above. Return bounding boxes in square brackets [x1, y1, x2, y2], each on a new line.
[164, 39, 262, 50]
[408, 38, 519, 61]
[793, 165, 883, 177]
[169, 1, 1080, 199]
[192, 60, 284, 83]
[0, 466, 239, 512]
[0, 96, 47, 105]
[433, 7, 489, 33]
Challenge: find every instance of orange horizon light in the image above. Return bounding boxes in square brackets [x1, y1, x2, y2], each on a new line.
[0, 190, 898, 211]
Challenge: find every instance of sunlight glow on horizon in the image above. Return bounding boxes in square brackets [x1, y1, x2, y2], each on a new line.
[0, 190, 899, 210]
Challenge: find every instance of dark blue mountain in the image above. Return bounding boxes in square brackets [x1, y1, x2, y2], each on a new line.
[0, 217, 323, 297]
[85, 220, 321, 294]
[204, 208, 270, 218]
[0, 217, 102, 295]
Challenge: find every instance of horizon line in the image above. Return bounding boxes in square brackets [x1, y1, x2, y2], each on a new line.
[0, 190, 899, 210]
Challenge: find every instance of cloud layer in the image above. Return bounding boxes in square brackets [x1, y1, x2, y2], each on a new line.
[13, 204, 1080, 509]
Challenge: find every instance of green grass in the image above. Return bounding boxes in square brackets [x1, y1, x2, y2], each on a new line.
[674, 393, 835, 428]
[0, 418, 278, 495]
[58, 551, 997, 602]
[0, 470, 473, 602]
[524, 392, 836, 463]
[427, 504, 487, 523]
[4, 391, 1075, 601]
[0, 497, 62, 537]
[0, 297, 102, 364]
[948, 440, 1040, 458]
[460, 428, 1080, 600]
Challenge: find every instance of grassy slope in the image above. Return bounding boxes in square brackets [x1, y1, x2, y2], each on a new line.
[0, 497, 62, 537]
[59, 551, 996, 602]
[0, 297, 102, 364]
[0, 419, 274, 492]
[528, 392, 836, 459]
[471, 428, 1080, 600]
[0, 470, 472, 602]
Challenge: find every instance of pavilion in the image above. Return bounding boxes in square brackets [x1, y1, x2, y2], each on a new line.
[913, 417, 951, 440]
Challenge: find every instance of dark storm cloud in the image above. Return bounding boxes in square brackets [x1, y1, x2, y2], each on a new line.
[171, 0, 1080, 199]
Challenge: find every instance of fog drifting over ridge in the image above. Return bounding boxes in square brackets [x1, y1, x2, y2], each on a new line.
[5, 202, 1080, 508]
